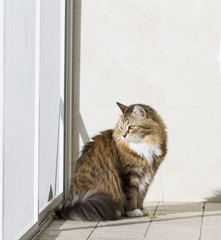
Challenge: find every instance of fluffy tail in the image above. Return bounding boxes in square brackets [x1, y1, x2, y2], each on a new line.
[55, 190, 118, 221]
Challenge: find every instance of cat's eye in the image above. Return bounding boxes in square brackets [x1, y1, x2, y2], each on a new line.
[128, 125, 135, 130]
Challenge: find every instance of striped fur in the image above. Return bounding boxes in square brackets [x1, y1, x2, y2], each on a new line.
[55, 190, 118, 221]
[56, 103, 167, 221]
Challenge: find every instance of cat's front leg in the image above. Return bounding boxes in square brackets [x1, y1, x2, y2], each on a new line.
[137, 191, 150, 216]
[124, 188, 143, 217]
[124, 182, 148, 217]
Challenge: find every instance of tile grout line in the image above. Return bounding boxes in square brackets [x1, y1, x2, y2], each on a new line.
[86, 221, 100, 240]
[199, 202, 206, 240]
[144, 201, 159, 238]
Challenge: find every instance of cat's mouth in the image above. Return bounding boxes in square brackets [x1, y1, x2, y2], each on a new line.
[121, 135, 142, 144]
[121, 134, 131, 141]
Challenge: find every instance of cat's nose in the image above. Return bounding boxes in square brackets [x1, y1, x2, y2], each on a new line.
[122, 133, 127, 138]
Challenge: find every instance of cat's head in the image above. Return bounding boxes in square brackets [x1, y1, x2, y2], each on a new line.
[114, 102, 163, 145]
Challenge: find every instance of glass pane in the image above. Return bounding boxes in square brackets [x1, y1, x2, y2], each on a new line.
[3, 0, 37, 239]
[39, 0, 65, 212]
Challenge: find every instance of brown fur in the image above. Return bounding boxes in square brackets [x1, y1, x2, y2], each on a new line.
[56, 103, 167, 221]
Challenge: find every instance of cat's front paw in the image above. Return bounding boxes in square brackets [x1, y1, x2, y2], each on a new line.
[126, 209, 144, 217]
[126, 208, 150, 217]
[142, 207, 150, 216]
[116, 210, 122, 218]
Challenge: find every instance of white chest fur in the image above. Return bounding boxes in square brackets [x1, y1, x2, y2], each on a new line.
[129, 142, 162, 165]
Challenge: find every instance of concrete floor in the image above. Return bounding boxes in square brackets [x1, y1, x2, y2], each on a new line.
[38, 202, 221, 240]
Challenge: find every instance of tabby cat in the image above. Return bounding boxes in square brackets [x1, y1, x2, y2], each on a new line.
[56, 102, 167, 221]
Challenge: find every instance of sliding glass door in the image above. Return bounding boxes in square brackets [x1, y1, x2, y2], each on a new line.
[0, 0, 71, 239]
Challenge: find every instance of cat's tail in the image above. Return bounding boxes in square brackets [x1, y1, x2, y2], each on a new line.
[55, 190, 118, 221]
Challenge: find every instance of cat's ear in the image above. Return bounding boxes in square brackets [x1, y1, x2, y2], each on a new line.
[116, 102, 127, 113]
[132, 105, 146, 119]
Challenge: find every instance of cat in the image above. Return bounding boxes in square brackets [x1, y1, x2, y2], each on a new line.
[56, 102, 167, 221]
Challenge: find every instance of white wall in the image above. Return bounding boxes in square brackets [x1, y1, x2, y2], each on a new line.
[73, 0, 221, 202]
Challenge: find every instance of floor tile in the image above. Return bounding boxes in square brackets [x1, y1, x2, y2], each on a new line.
[88, 202, 158, 239]
[201, 203, 221, 240]
[89, 217, 150, 240]
[204, 202, 221, 211]
[38, 220, 98, 240]
[157, 202, 204, 213]
[145, 209, 203, 240]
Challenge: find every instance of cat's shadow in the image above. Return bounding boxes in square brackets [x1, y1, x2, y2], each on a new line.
[205, 189, 221, 202]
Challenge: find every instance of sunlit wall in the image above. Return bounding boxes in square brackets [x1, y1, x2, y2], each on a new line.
[73, 0, 221, 202]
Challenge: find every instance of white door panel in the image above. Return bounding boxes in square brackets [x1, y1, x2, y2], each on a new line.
[1, 0, 66, 239]
[3, 1, 37, 239]
[39, 0, 65, 212]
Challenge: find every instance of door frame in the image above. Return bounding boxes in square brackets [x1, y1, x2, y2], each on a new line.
[19, 0, 73, 239]
[0, 0, 4, 238]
